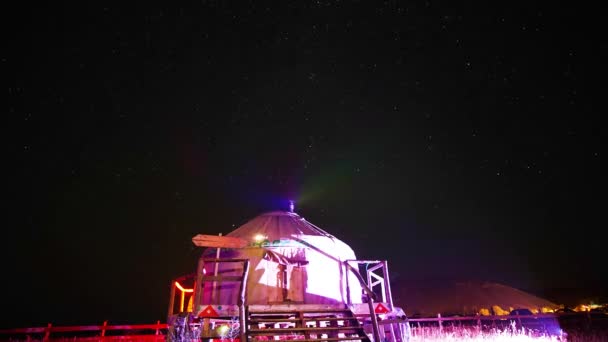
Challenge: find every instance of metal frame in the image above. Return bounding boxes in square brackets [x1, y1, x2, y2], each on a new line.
[345, 260, 394, 311]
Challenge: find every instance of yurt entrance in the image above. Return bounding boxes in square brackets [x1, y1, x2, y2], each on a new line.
[269, 263, 307, 304]
[251, 248, 309, 304]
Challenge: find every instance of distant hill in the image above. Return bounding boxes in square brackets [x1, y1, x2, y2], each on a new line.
[392, 280, 559, 317]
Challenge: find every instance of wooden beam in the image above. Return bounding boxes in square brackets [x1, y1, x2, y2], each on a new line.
[192, 234, 248, 248]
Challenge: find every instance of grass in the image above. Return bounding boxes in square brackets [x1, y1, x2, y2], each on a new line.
[409, 326, 563, 341]
[410, 324, 568, 342]
[407, 322, 608, 341]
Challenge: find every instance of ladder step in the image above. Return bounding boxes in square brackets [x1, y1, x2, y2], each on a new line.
[248, 318, 300, 323]
[201, 275, 243, 281]
[249, 308, 351, 312]
[303, 317, 359, 322]
[248, 305, 350, 314]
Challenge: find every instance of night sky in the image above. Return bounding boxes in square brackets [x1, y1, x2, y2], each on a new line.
[4, 1, 606, 328]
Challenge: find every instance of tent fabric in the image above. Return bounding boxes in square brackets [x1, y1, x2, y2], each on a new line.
[394, 281, 560, 317]
[198, 211, 364, 308]
[227, 211, 334, 238]
[224, 211, 355, 260]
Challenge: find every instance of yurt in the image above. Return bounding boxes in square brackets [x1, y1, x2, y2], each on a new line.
[198, 211, 364, 306]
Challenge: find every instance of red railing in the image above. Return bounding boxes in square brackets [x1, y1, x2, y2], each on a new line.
[0, 321, 167, 341]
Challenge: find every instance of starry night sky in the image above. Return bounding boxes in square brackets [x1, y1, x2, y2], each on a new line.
[4, 1, 606, 328]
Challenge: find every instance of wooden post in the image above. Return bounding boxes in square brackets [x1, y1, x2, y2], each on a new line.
[344, 262, 351, 305]
[378, 324, 385, 342]
[437, 314, 442, 332]
[43, 323, 51, 342]
[168, 281, 176, 317]
[388, 322, 396, 342]
[329, 314, 339, 339]
[367, 296, 381, 342]
[298, 311, 311, 340]
[343, 261, 380, 342]
[517, 314, 522, 328]
[212, 233, 222, 304]
[381, 261, 394, 311]
[193, 258, 205, 314]
[238, 259, 250, 342]
[101, 320, 108, 337]
[394, 322, 403, 342]
[203, 318, 211, 337]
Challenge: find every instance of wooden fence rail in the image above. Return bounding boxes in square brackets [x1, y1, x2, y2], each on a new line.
[0, 321, 167, 341]
[407, 311, 607, 323]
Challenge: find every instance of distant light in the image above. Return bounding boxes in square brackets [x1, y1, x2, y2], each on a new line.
[217, 325, 229, 336]
[289, 200, 295, 212]
[254, 234, 266, 242]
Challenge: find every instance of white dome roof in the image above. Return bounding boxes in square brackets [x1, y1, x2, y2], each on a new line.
[227, 211, 333, 238]
[226, 211, 357, 260]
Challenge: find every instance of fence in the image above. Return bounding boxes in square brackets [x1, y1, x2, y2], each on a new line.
[1, 312, 606, 341]
[406, 311, 608, 336]
[0, 321, 167, 341]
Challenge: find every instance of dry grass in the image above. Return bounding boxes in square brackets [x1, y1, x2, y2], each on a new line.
[408, 323, 608, 341]
[409, 323, 563, 341]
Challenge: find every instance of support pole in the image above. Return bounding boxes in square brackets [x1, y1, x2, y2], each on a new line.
[193, 258, 205, 313]
[212, 233, 222, 304]
[238, 259, 250, 342]
[168, 281, 176, 317]
[344, 261, 380, 342]
[368, 297, 381, 342]
[382, 261, 394, 311]
[101, 320, 108, 337]
[437, 314, 442, 332]
[43, 323, 51, 342]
